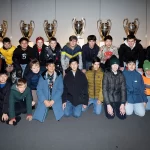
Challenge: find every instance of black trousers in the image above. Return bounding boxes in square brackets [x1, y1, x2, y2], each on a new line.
[104, 102, 126, 120]
[15, 101, 27, 116]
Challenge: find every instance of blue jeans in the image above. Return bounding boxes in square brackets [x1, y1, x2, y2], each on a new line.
[20, 64, 27, 77]
[146, 96, 150, 110]
[125, 103, 145, 117]
[82, 98, 102, 115]
[64, 101, 82, 118]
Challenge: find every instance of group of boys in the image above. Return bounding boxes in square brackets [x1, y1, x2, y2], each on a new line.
[0, 33, 150, 125]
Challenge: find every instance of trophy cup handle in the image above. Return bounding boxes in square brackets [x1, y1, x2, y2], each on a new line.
[123, 18, 129, 36]
[134, 18, 140, 35]
[72, 18, 77, 35]
[81, 18, 86, 35]
[107, 19, 112, 35]
[53, 19, 58, 37]
[20, 20, 25, 37]
[28, 20, 35, 40]
[97, 19, 102, 30]
[2, 20, 8, 38]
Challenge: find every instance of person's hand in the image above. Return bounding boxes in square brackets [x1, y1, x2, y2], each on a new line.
[62, 102, 66, 110]
[120, 104, 125, 115]
[120, 67, 124, 71]
[97, 100, 101, 105]
[44, 100, 50, 107]
[82, 69, 86, 73]
[9, 118, 16, 125]
[32, 101, 36, 106]
[107, 104, 114, 116]
[82, 105, 87, 109]
[63, 71, 66, 77]
[49, 100, 54, 107]
[143, 102, 147, 108]
[2, 113, 9, 121]
[26, 115, 32, 121]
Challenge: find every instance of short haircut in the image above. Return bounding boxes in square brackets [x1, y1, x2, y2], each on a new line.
[127, 34, 136, 41]
[0, 70, 8, 76]
[46, 59, 55, 66]
[50, 37, 57, 42]
[29, 59, 40, 68]
[19, 37, 29, 44]
[92, 57, 100, 64]
[87, 35, 97, 42]
[104, 35, 113, 41]
[69, 35, 77, 41]
[69, 57, 79, 65]
[126, 57, 136, 64]
[16, 78, 27, 87]
[3, 37, 11, 44]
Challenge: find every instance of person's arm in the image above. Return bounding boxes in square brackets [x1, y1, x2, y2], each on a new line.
[78, 47, 83, 70]
[118, 45, 124, 67]
[113, 47, 119, 58]
[61, 47, 67, 71]
[102, 73, 110, 105]
[97, 47, 103, 60]
[9, 90, 16, 119]
[25, 88, 32, 116]
[120, 74, 127, 104]
[138, 44, 145, 68]
[82, 46, 86, 69]
[98, 74, 103, 102]
[62, 76, 68, 103]
[146, 46, 150, 60]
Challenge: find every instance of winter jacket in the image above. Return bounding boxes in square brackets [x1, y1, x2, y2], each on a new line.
[82, 43, 99, 69]
[102, 69, 126, 105]
[142, 74, 150, 96]
[118, 40, 145, 68]
[9, 84, 32, 119]
[123, 69, 148, 104]
[146, 46, 150, 61]
[86, 68, 103, 101]
[61, 43, 82, 70]
[0, 81, 11, 114]
[33, 71, 64, 122]
[62, 69, 89, 106]
[0, 46, 16, 65]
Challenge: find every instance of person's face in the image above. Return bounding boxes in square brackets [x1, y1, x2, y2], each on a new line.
[69, 40, 77, 47]
[92, 62, 100, 70]
[37, 40, 43, 48]
[20, 40, 28, 49]
[46, 64, 55, 73]
[127, 62, 136, 71]
[127, 39, 136, 48]
[88, 40, 96, 48]
[145, 70, 150, 76]
[16, 84, 27, 93]
[105, 39, 112, 48]
[70, 61, 78, 71]
[0, 74, 8, 83]
[3, 42, 11, 49]
[31, 64, 40, 74]
[6, 65, 14, 73]
[50, 40, 57, 49]
[111, 64, 119, 72]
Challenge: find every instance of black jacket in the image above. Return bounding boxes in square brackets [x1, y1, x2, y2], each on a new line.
[82, 43, 99, 69]
[62, 69, 89, 106]
[118, 41, 145, 68]
[102, 70, 126, 105]
[146, 46, 150, 60]
[0, 81, 11, 114]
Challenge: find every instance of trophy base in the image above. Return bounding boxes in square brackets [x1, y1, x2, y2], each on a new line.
[77, 38, 84, 47]
[28, 41, 34, 48]
[0, 42, 3, 48]
[99, 41, 105, 47]
[44, 42, 50, 46]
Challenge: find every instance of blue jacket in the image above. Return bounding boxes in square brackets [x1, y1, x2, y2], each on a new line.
[123, 69, 148, 104]
[33, 71, 64, 122]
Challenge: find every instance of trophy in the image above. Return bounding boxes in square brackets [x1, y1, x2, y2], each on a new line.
[97, 19, 112, 41]
[43, 20, 57, 41]
[0, 20, 8, 39]
[72, 18, 86, 38]
[123, 18, 140, 36]
[20, 20, 35, 40]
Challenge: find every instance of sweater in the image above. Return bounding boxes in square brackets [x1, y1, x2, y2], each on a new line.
[9, 84, 32, 119]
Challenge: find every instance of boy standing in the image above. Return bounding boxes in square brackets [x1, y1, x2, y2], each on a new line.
[33, 59, 64, 122]
[123, 59, 147, 117]
[62, 57, 88, 118]
[9, 78, 32, 125]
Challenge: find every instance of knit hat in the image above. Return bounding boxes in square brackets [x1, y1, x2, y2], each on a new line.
[143, 60, 150, 72]
[36, 36, 44, 43]
[109, 55, 119, 66]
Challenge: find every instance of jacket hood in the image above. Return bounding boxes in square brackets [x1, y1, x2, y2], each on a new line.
[11, 84, 19, 91]
[124, 40, 136, 49]
[41, 70, 61, 80]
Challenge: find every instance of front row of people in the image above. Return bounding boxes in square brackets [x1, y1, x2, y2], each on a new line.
[0, 56, 150, 125]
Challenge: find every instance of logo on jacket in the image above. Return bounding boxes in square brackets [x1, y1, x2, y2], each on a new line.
[22, 53, 27, 59]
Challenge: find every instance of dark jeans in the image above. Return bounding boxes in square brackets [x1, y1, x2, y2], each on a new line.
[104, 102, 126, 120]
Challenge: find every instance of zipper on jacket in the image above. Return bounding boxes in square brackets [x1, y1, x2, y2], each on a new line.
[94, 71, 96, 99]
